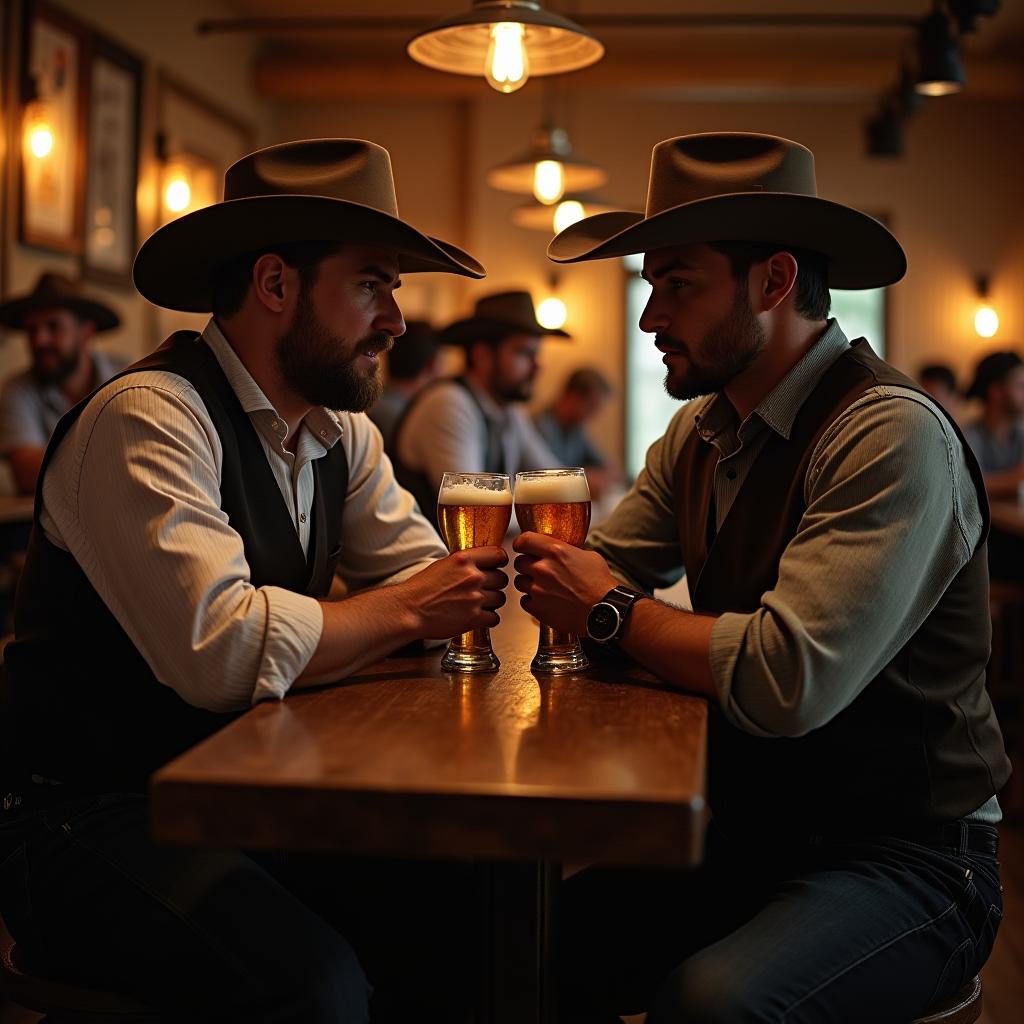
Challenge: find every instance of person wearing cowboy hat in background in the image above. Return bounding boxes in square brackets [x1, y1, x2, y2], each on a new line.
[0, 272, 127, 495]
[512, 133, 1010, 1022]
[391, 289, 561, 530]
[0, 139, 507, 1023]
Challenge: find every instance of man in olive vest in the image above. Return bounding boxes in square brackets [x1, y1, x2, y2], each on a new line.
[0, 140, 507, 1023]
[513, 133, 1010, 1023]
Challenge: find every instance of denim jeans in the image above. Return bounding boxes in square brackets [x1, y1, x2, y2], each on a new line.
[0, 791, 483, 1023]
[556, 818, 1003, 1024]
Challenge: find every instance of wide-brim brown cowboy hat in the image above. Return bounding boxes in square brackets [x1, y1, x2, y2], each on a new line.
[134, 138, 485, 313]
[548, 133, 907, 290]
[0, 272, 120, 332]
[438, 290, 570, 348]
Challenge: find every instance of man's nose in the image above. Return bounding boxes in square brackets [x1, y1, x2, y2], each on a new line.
[638, 296, 667, 335]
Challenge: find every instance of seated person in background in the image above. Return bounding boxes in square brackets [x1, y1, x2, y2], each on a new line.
[962, 350, 1024, 581]
[392, 290, 560, 527]
[368, 318, 438, 453]
[0, 139, 506, 1024]
[918, 362, 962, 420]
[514, 132, 1007, 1023]
[534, 366, 619, 500]
[0, 273, 125, 494]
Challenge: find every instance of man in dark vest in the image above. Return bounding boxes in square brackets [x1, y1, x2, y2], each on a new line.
[392, 290, 561, 528]
[0, 139, 508, 1023]
[513, 133, 1010, 1022]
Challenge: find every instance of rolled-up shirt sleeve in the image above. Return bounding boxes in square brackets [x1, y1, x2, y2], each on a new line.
[42, 374, 323, 712]
[708, 390, 982, 738]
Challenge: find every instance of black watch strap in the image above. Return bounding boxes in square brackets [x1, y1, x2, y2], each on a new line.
[587, 585, 645, 644]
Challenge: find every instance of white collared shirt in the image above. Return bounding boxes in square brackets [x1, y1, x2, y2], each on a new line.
[40, 319, 446, 712]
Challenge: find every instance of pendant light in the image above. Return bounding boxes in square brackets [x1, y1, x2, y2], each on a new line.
[512, 193, 618, 233]
[915, 5, 966, 96]
[407, 1, 604, 95]
[488, 123, 607, 205]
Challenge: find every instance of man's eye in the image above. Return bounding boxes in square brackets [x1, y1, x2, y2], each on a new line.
[361, 281, 378, 293]
[668, 278, 689, 291]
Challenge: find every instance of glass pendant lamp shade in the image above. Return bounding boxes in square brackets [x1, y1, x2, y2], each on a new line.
[512, 193, 618, 233]
[407, 1, 604, 94]
[915, 7, 966, 96]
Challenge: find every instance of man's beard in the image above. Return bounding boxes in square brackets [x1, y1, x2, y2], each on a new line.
[661, 284, 768, 401]
[275, 289, 392, 412]
[493, 376, 534, 403]
[32, 348, 81, 386]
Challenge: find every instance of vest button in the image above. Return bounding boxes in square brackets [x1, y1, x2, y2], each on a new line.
[299, 512, 307, 524]
[726, 468, 737, 480]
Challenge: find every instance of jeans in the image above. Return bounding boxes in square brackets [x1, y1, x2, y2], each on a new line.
[0, 791, 483, 1023]
[557, 818, 1003, 1024]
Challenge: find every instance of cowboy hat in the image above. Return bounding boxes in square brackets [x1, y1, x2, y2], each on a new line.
[133, 138, 485, 313]
[548, 133, 906, 290]
[0, 273, 120, 332]
[437, 291, 570, 348]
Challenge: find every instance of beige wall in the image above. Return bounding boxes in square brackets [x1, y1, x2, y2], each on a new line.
[0, 0, 276, 383]
[272, 91, 1024, 464]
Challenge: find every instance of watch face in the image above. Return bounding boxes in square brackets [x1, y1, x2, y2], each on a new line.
[587, 603, 619, 641]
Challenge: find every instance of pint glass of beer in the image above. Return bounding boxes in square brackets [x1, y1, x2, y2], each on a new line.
[436, 472, 513, 673]
[514, 467, 592, 674]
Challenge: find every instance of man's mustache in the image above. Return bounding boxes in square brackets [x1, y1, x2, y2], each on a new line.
[654, 333, 688, 354]
[358, 332, 394, 356]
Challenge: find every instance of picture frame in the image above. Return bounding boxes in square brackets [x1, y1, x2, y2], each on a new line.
[18, 0, 88, 254]
[82, 32, 142, 285]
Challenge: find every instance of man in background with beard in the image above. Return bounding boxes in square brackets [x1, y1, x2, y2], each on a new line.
[514, 134, 1009, 1022]
[0, 273, 126, 494]
[0, 140, 506, 1023]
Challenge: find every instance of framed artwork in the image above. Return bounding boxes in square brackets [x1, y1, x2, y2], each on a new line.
[18, 0, 88, 253]
[82, 33, 142, 285]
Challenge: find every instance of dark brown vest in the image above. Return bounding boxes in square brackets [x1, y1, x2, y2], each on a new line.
[673, 339, 1010, 831]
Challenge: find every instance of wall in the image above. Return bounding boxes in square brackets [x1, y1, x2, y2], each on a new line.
[0, 0, 276, 383]
[273, 89, 1024, 465]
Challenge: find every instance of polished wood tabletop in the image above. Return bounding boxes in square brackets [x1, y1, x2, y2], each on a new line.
[991, 499, 1024, 538]
[150, 598, 708, 867]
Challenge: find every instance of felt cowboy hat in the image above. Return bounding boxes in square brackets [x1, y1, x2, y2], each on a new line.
[548, 132, 907, 290]
[0, 273, 120, 332]
[438, 291, 570, 348]
[133, 138, 486, 313]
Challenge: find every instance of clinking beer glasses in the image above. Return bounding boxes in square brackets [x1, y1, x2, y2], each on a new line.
[437, 472, 513, 673]
[514, 468, 592, 674]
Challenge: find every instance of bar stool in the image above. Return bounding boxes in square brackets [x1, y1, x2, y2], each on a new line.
[0, 916, 159, 1022]
[912, 975, 982, 1024]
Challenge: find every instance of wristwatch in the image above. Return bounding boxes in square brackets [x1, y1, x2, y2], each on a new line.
[586, 585, 646, 644]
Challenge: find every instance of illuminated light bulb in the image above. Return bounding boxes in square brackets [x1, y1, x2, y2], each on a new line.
[975, 305, 999, 339]
[533, 160, 565, 204]
[29, 124, 54, 159]
[553, 199, 585, 233]
[485, 22, 529, 94]
[164, 175, 192, 214]
[537, 296, 567, 331]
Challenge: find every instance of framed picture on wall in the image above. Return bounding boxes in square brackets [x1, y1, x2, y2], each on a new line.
[18, 0, 88, 253]
[82, 33, 142, 285]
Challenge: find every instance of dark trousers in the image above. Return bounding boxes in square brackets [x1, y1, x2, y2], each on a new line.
[0, 791, 483, 1023]
[557, 818, 1003, 1024]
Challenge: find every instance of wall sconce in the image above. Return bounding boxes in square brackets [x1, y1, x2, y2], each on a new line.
[512, 193, 616, 233]
[536, 276, 568, 331]
[21, 77, 54, 162]
[488, 123, 607, 206]
[407, 1, 604, 95]
[915, 4, 966, 96]
[974, 276, 999, 338]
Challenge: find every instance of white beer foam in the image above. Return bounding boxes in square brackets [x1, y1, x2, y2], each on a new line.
[514, 473, 590, 504]
[438, 482, 513, 506]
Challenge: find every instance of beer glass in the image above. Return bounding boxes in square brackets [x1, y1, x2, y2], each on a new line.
[514, 467, 592, 674]
[436, 472, 513, 673]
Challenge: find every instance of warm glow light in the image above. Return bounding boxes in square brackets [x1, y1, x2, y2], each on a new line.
[29, 124, 54, 159]
[553, 200, 585, 233]
[164, 175, 192, 214]
[485, 22, 529, 94]
[533, 160, 565, 204]
[916, 81, 961, 97]
[975, 305, 999, 339]
[537, 296, 567, 330]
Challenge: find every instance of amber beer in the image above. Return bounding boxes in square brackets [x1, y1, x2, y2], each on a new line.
[436, 473, 512, 673]
[514, 469, 592, 674]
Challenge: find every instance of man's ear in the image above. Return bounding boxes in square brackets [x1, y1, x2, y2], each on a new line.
[251, 253, 290, 313]
[753, 251, 799, 314]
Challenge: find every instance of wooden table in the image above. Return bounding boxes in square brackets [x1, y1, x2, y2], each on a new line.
[151, 600, 707, 1022]
[991, 499, 1024, 538]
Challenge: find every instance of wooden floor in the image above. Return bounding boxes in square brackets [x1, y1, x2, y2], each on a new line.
[2, 825, 1023, 1023]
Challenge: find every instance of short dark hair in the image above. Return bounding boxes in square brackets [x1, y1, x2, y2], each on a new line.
[387, 320, 437, 381]
[211, 241, 344, 320]
[564, 367, 612, 399]
[918, 364, 957, 394]
[707, 240, 831, 321]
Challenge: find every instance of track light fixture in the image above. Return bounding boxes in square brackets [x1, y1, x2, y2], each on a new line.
[947, 0, 1001, 34]
[915, 4, 966, 96]
[866, 100, 905, 158]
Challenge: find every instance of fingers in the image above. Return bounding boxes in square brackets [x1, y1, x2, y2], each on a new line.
[463, 545, 509, 569]
[481, 588, 507, 611]
[513, 554, 539, 576]
[480, 569, 509, 591]
[513, 573, 532, 595]
[512, 532, 559, 556]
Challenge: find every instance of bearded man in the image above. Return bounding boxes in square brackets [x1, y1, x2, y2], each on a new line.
[0, 139, 507, 1023]
[513, 133, 1010, 1022]
[0, 273, 126, 494]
